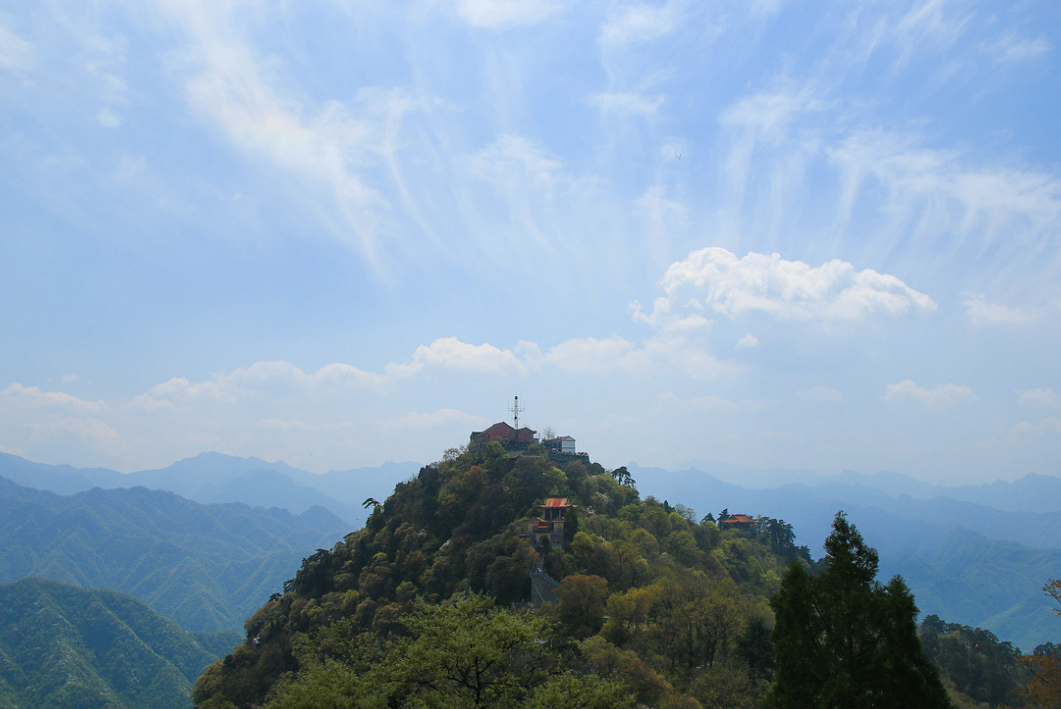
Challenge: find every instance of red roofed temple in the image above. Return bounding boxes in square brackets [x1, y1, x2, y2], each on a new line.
[527, 497, 576, 548]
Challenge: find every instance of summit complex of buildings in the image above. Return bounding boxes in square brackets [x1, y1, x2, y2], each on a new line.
[469, 421, 588, 464]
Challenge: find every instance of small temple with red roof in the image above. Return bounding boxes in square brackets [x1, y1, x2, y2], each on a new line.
[526, 497, 576, 548]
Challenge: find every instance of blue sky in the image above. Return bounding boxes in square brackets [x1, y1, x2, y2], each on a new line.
[2, 0, 1059, 484]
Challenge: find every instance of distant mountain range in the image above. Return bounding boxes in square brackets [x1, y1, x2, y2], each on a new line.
[670, 458, 1061, 513]
[630, 461, 1061, 653]
[0, 475, 349, 632]
[0, 451, 422, 526]
[0, 577, 236, 709]
[2, 450, 1058, 652]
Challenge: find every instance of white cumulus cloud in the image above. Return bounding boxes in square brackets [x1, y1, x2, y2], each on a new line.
[1, 384, 108, 413]
[634, 247, 936, 327]
[963, 294, 1039, 326]
[543, 335, 649, 374]
[392, 337, 527, 377]
[1016, 388, 1061, 408]
[736, 333, 759, 349]
[883, 380, 977, 408]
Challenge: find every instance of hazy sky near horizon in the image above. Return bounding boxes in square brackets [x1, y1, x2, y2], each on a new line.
[2, 0, 1060, 484]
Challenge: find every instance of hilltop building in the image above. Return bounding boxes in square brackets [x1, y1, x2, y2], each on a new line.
[718, 513, 756, 533]
[527, 497, 576, 548]
[470, 397, 589, 463]
[469, 421, 537, 447]
[541, 435, 576, 454]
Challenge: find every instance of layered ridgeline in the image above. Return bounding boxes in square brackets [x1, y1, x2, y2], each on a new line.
[0, 452, 420, 528]
[629, 463, 1061, 653]
[0, 476, 348, 632]
[4, 451, 1057, 651]
[0, 577, 236, 709]
[191, 442, 1042, 709]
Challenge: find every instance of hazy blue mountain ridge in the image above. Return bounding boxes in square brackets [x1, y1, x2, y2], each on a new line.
[672, 458, 1061, 512]
[0, 477, 349, 632]
[0, 452, 420, 526]
[0, 577, 235, 709]
[3, 451, 1058, 652]
[630, 462, 1061, 653]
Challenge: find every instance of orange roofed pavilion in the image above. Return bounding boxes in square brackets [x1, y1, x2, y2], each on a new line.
[527, 497, 577, 547]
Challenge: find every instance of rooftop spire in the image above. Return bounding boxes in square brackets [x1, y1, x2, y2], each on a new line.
[509, 395, 524, 430]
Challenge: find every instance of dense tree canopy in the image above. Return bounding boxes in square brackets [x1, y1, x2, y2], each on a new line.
[919, 614, 1027, 706]
[255, 594, 633, 709]
[768, 512, 952, 709]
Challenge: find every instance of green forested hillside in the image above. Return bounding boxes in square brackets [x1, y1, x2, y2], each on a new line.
[0, 577, 237, 709]
[192, 443, 812, 708]
[0, 477, 348, 631]
[192, 441, 1052, 709]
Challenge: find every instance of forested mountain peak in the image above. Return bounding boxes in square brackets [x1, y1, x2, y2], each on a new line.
[192, 441, 812, 708]
[193, 440, 1058, 709]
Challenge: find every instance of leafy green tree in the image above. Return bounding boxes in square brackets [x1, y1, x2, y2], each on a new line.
[1020, 579, 1061, 708]
[767, 511, 953, 709]
[556, 574, 609, 638]
[601, 584, 661, 647]
[758, 517, 796, 555]
[734, 615, 775, 680]
[652, 575, 744, 670]
[609, 466, 634, 487]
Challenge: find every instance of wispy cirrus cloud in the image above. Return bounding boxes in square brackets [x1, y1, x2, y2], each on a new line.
[599, 1, 683, 46]
[590, 91, 664, 116]
[720, 87, 826, 142]
[455, 0, 563, 29]
[157, 0, 389, 263]
[0, 20, 32, 71]
[468, 134, 564, 193]
[891, 0, 974, 66]
[826, 129, 1061, 280]
[989, 32, 1050, 64]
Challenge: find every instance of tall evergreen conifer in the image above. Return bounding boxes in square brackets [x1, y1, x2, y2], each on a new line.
[767, 512, 952, 708]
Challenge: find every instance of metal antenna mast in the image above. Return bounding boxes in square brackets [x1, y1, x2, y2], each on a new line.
[509, 395, 524, 431]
